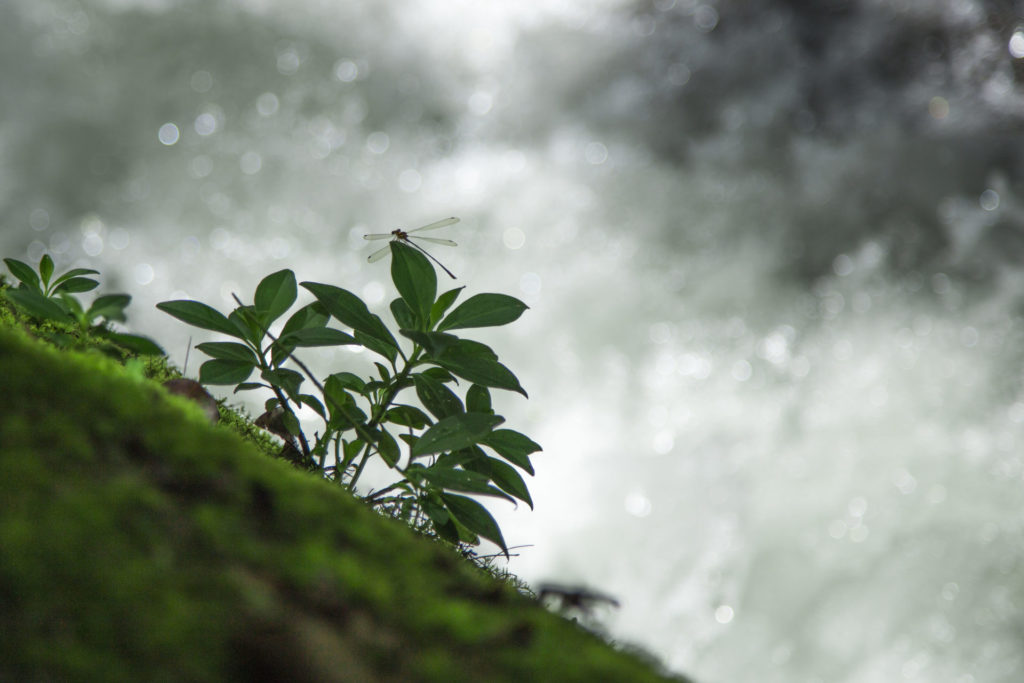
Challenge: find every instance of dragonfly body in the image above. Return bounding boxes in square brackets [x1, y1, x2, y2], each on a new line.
[364, 217, 460, 279]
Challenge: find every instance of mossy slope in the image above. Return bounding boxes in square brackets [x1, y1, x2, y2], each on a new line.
[0, 324, 683, 682]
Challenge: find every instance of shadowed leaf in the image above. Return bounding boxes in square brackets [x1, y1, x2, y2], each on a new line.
[301, 282, 398, 356]
[196, 341, 258, 363]
[5, 288, 71, 324]
[411, 413, 504, 458]
[157, 300, 244, 338]
[482, 429, 541, 475]
[437, 294, 528, 331]
[391, 241, 436, 325]
[441, 493, 508, 557]
[413, 372, 464, 420]
[52, 277, 99, 295]
[4, 258, 41, 293]
[199, 359, 255, 385]
[253, 269, 297, 326]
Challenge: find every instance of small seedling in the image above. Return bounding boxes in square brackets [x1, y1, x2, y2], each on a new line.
[2, 254, 163, 356]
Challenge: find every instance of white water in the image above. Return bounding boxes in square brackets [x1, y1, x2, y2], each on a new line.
[4, 1, 1024, 680]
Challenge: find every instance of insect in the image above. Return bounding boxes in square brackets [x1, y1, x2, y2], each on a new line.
[364, 217, 460, 279]
[536, 583, 621, 615]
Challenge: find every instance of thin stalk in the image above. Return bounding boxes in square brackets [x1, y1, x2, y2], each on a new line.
[363, 481, 406, 504]
[347, 346, 423, 490]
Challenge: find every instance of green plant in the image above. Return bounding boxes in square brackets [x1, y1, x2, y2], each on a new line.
[2, 254, 163, 356]
[157, 240, 540, 555]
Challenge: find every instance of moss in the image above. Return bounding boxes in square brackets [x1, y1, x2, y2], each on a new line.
[0, 320, 687, 681]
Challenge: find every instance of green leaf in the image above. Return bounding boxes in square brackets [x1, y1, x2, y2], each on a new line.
[377, 429, 401, 467]
[448, 338, 497, 360]
[374, 363, 391, 382]
[482, 429, 541, 475]
[353, 331, 397, 364]
[86, 294, 131, 323]
[441, 493, 508, 556]
[400, 329, 459, 357]
[486, 457, 533, 509]
[324, 376, 368, 430]
[390, 298, 417, 331]
[100, 331, 165, 356]
[272, 303, 336, 366]
[278, 327, 356, 347]
[281, 409, 302, 438]
[299, 394, 326, 419]
[199, 359, 255, 385]
[390, 241, 436, 325]
[3, 258, 42, 293]
[336, 439, 364, 476]
[228, 307, 264, 346]
[437, 293, 528, 331]
[384, 404, 432, 429]
[261, 368, 304, 397]
[196, 341, 258, 363]
[422, 497, 450, 526]
[411, 413, 505, 458]
[421, 496, 463, 544]
[326, 372, 366, 394]
[50, 267, 100, 291]
[253, 269, 297, 326]
[59, 294, 85, 323]
[234, 382, 265, 392]
[437, 340, 527, 397]
[413, 467, 514, 503]
[157, 300, 245, 338]
[38, 254, 54, 288]
[280, 302, 329, 336]
[4, 288, 72, 324]
[413, 372, 464, 420]
[434, 446, 485, 470]
[52, 277, 99, 295]
[430, 286, 464, 328]
[421, 366, 456, 384]
[300, 282, 398, 355]
[466, 384, 492, 414]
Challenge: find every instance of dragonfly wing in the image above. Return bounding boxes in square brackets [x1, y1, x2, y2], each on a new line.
[367, 244, 391, 263]
[364, 233, 393, 240]
[411, 236, 457, 246]
[409, 216, 459, 233]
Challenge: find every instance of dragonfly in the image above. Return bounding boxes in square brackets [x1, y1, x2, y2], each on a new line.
[364, 217, 460, 279]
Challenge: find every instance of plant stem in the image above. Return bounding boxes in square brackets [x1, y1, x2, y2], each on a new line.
[363, 480, 408, 504]
[347, 347, 422, 491]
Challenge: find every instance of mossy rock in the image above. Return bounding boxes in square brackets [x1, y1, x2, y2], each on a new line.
[0, 323, 683, 682]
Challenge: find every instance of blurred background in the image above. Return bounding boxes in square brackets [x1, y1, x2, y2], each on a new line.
[4, 0, 1024, 680]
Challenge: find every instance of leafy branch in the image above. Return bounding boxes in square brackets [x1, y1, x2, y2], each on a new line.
[157, 240, 539, 555]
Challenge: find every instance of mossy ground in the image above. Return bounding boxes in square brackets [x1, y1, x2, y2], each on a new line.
[0, 306, 685, 681]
